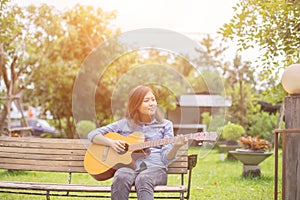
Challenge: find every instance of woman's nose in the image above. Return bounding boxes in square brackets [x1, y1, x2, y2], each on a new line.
[150, 101, 156, 106]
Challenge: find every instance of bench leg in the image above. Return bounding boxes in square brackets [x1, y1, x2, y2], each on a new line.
[180, 192, 184, 200]
[46, 191, 50, 200]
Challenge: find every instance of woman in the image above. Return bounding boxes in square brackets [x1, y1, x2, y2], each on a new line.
[88, 85, 187, 200]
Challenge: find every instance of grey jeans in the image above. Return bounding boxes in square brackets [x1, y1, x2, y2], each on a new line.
[111, 166, 167, 200]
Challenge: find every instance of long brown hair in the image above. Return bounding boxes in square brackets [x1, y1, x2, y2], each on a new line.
[125, 85, 163, 124]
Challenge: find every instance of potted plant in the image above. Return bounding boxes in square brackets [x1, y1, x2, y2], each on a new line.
[218, 122, 245, 160]
[238, 136, 272, 152]
[229, 136, 273, 177]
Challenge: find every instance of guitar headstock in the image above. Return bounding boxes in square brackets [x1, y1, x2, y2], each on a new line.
[192, 132, 218, 142]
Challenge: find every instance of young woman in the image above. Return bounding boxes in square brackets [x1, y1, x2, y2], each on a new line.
[88, 85, 187, 200]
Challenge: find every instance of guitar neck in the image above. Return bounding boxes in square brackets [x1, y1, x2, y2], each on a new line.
[128, 132, 214, 151]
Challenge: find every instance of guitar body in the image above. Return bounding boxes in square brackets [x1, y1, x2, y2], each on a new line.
[84, 130, 217, 181]
[84, 132, 147, 181]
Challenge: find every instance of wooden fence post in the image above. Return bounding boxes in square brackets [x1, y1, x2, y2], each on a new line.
[283, 95, 300, 200]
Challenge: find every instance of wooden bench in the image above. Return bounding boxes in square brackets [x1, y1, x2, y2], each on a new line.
[0, 136, 198, 200]
[8, 127, 33, 137]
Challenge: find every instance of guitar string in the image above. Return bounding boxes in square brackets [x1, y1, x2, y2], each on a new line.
[128, 132, 214, 151]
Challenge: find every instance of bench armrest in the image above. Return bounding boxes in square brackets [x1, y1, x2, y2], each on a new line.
[188, 154, 198, 170]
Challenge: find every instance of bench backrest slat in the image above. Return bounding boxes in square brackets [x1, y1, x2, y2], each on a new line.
[0, 147, 85, 155]
[0, 136, 188, 174]
[1, 152, 84, 160]
[0, 163, 85, 172]
[0, 137, 88, 149]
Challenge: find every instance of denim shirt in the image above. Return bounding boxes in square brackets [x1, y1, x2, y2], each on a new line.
[87, 118, 175, 170]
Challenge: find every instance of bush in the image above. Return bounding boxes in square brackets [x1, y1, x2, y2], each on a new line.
[76, 120, 96, 138]
[247, 111, 280, 142]
[220, 122, 245, 142]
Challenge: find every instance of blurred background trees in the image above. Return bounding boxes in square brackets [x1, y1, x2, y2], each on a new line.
[0, 1, 120, 137]
[1, 0, 299, 139]
[219, 0, 299, 140]
[220, 0, 300, 103]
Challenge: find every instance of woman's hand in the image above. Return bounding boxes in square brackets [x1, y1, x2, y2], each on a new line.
[166, 135, 188, 160]
[110, 139, 128, 153]
[174, 134, 188, 147]
[92, 134, 128, 153]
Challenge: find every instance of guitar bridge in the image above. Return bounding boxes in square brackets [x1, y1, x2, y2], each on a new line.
[102, 146, 109, 161]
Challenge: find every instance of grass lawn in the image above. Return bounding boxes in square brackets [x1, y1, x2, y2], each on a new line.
[0, 147, 282, 200]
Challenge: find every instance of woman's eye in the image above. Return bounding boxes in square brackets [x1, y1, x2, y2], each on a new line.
[143, 98, 155, 103]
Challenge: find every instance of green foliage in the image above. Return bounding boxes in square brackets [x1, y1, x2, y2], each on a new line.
[226, 83, 260, 128]
[219, 0, 300, 92]
[201, 112, 226, 132]
[220, 122, 245, 141]
[247, 111, 280, 142]
[194, 34, 228, 70]
[76, 120, 96, 138]
[201, 112, 211, 128]
[0, 3, 32, 90]
[1, 3, 120, 138]
[223, 54, 260, 128]
[40, 132, 61, 138]
[187, 68, 225, 94]
[108, 63, 190, 120]
[260, 84, 287, 105]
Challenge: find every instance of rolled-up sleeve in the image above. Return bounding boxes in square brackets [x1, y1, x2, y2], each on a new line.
[87, 120, 122, 142]
[160, 120, 177, 166]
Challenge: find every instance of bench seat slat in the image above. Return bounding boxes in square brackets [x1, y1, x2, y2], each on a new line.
[0, 181, 187, 192]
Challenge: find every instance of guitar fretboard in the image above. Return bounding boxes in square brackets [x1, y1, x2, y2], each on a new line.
[128, 132, 216, 151]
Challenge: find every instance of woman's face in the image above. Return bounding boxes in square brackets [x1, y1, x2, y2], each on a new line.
[138, 91, 157, 117]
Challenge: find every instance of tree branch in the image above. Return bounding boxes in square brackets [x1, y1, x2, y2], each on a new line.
[11, 55, 18, 86]
[0, 44, 4, 78]
[0, 45, 10, 90]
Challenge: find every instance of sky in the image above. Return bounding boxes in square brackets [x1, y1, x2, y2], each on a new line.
[13, 0, 238, 35]
[13, 0, 259, 62]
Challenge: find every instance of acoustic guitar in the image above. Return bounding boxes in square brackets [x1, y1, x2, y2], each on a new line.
[84, 131, 217, 181]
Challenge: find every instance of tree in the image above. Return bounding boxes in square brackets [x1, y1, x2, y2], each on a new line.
[224, 54, 260, 128]
[95, 49, 195, 125]
[219, 0, 300, 103]
[1, 2, 120, 138]
[0, 1, 38, 131]
[24, 4, 120, 138]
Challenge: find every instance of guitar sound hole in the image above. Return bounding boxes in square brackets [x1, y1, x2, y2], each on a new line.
[118, 143, 129, 155]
